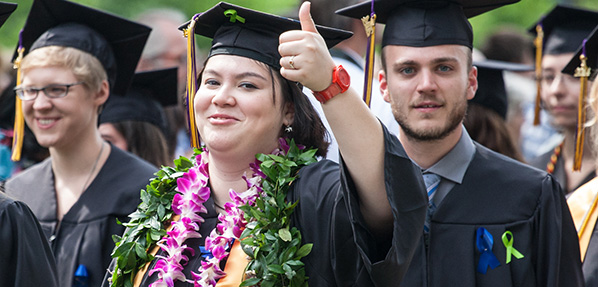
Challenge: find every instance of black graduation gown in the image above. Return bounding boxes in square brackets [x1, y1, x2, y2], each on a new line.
[0, 193, 58, 287]
[5, 146, 157, 287]
[102, 126, 427, 287]
[529, 148, 595, 193]
[400, 143, 584, 287]
[583, 224, 598, 286]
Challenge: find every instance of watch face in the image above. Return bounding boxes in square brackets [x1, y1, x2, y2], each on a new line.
[336, 66, 351, 90]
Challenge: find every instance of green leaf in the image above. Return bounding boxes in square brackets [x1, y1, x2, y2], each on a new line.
[279, 228, 292, 242]
[240, 278, 261, 286]
[267, 264, 285, 274]
[295, 244, 313, 258]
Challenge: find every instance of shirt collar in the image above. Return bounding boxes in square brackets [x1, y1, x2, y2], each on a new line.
[423, 125, 475, 184]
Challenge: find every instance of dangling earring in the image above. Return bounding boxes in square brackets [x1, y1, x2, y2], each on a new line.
[285, 125, 293, 133]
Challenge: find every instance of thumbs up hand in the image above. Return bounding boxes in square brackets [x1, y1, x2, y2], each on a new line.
[279, 1, 336, 92]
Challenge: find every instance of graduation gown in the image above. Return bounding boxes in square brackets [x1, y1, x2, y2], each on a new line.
[529, 148, 595, 193]
[0, 193, 58, 287]
[5, 146, 157, 287]
[567, 177, 598, 286]
[102, 126, 427, 287]
[400, 143, 584, 287]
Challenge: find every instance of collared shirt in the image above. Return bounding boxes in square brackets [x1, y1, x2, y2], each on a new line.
[420, 125, 476, 206]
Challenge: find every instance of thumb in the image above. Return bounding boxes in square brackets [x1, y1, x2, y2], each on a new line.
[299, 1, 318, 34]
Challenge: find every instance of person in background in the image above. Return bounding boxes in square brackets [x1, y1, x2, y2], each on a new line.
[136, 8, 197, 159]
[3, 0, 157, 286]
[563, 25, 598, 286]
[99, 68, 177, 167]
[464, 60, 531, 162]
[301, 0, 398, 162]
[337, 0, 583, 285]
[528, 5, 598, 195]
[480, 27, 555, 161]
[103, 2, 426, 286]
[0, 3, 58, 286]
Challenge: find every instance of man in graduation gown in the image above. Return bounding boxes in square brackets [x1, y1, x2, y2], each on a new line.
[337, 0, 584, 286]
[0, 3, 58, 286]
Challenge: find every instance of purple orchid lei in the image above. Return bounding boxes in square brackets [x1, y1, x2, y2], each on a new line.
[148, 149, 266, 287]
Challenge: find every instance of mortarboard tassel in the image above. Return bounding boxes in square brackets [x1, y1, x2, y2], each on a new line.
[183, 14, 201, 149]
[573, 39, 591, 171]
[11, 31, 24, 161]
[361, 0, 376, 107]
[533, 23, 544, 126]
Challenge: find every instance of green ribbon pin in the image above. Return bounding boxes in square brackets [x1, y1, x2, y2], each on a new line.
[501, 231, 524, 264]
[224, 9, 245, 23]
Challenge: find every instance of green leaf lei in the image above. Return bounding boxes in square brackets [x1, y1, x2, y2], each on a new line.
[109, 139, 318, 287]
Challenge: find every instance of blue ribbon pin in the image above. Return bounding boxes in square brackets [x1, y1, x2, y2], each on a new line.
[476, 227, 501, 274]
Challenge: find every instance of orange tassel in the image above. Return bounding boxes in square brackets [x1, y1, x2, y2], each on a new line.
[183, 16, 201, 149]
[11, 46, 24, 161]
[573, 52, 591, 171]
[533, 24, 544, 126]
[361, 13, 376, 107]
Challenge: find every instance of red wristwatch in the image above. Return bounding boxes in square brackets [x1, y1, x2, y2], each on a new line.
[313, 65, 350, 104]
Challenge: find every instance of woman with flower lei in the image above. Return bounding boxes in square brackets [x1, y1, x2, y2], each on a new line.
[104, 2, 427, 287]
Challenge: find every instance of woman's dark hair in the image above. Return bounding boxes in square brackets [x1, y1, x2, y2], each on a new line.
[111, 121, 171, 167]
[268, 66, 330, 158]
[464, 104, 524, 162]
[196, 57, 330, 157]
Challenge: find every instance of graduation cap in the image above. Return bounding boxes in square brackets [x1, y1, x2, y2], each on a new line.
[15, 0, 151, 94]
[99, 67, 178, 135]
[336, 0, 520, 49]
[471, 60, 534, 119]
[0, 2, 16, 28]
[178, 1, 353, 148]
[528, 5, 598, 126]
[560, 25, 598, 172]
[11, 0, 151, 161]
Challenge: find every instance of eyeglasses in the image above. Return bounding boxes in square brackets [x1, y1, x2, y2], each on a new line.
[14, 81, 85, 101]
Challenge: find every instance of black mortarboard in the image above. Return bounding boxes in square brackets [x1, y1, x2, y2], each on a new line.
[16, 0, 151, 95]
[183, 1, 352, 69]
[529, 5, 598, 56]
[471, 60, 533, 119]
[336, 0, 519, 49]
[562, 26, 598, 80]
[0, 2, 16, 28]
[99, 68, 177, 135]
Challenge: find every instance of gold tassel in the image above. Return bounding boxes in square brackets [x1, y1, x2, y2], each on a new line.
[183, 16, 201, 149]
[533, 24, 544, 126]
[573, 53, 591, 171]
[11, 47, 24, 161]
[361, 14, 376, 107]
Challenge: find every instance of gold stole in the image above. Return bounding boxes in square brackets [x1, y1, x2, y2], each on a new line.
[568, 177, 598, 261]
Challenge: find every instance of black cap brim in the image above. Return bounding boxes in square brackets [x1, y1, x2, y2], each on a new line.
[562, 25, 598, 81]
[336, 0, 519, 48]
[336, 0, 519, 23]
[15, 0, 151, 95]
[99, 68, 177, 132]
[528, 5, 598, 55]
[0, 2, 16, 29]
[179, 2, 352, 69]
[471, 60, 533, 119]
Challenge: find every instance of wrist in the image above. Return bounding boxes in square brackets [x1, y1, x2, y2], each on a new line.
[312, 65, 350, 104]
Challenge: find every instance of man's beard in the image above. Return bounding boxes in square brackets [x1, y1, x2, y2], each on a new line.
[395, 91, 468, 142]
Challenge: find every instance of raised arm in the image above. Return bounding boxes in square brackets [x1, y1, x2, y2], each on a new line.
[278, 2, 391, 236]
